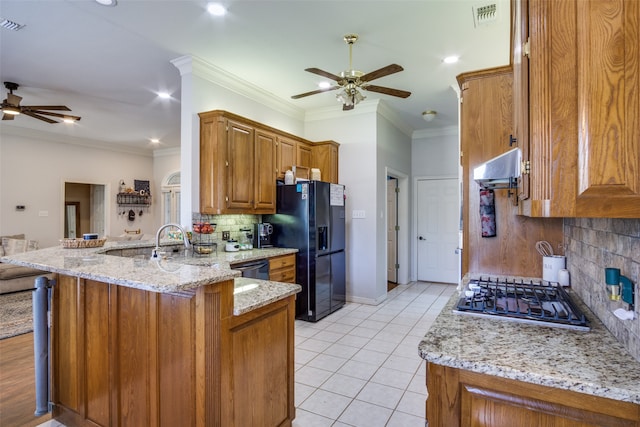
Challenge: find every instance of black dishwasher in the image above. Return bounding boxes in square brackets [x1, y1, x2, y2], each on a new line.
[232, 259, 269, 280]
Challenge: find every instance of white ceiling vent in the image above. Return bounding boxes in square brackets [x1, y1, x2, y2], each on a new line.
[0, 18, 25, 31]
[472, 3, 498, 27]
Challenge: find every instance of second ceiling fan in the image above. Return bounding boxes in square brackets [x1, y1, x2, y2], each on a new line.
[292, 34, 411, 111]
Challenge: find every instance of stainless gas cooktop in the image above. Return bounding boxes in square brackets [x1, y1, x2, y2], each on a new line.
[453, 277, 590, 331]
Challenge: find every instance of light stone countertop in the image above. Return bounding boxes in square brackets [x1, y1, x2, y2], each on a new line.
[0, 240, 300, 316]
[419, 286, 640, 404]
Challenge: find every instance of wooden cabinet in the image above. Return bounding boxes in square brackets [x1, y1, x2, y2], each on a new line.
[202, 111, 340, 214]
[426, 363, 640, 427]
[515, 0, 640, 217]
[199, 111, 276, 214]
[276, 136, 297, 180]
[311, 141, 340, 184]
[269, 254, 296, 283]
[458, 66, 563, 278]
[51, 274, 296, 427]
[296, 140, 313, 170]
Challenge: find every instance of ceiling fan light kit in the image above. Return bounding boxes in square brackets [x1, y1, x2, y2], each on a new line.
[292, 33, 411, 111]
[1, 82, 81, 124]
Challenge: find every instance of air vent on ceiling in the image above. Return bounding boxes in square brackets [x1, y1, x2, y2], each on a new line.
[0, 18, 25, 31]
[472, 3, 498, 27]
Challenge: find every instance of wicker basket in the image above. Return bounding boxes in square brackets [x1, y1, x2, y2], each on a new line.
[61, 238, 107, 249]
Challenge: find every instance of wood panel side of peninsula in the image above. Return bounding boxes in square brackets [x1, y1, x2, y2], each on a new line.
[51, 274, 296, 427]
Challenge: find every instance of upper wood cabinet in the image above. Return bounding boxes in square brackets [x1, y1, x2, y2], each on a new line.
[515, 0, 640, 217]
[199, 111, 276, 214]
[312, 141, 340, 184]
[275, 136, 297, 180]
[458, 66, 563, 278]
[201, 111, 340, 213]
[296, 140, 313, 170]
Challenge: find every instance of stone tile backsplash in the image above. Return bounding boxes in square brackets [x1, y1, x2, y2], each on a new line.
[192, 213, 261, 246]
[565, 218, 640, 361]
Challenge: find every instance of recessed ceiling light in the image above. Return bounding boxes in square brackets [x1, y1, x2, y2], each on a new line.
[207, 3, 227, 16]
[95, 0, 117, 6]
[443, 56, 459, 64]
[318, 82, 331, 89]
[158, 91, 171, 99]
[150, 138, 160, 144]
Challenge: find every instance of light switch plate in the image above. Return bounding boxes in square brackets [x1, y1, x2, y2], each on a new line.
[352, 210, 366, 219]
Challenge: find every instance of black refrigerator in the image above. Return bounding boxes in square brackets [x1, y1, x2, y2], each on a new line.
[264, 181, 346, 322]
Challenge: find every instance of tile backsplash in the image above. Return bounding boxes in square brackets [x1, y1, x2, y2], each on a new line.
[192, 213, 261, 246]
[565, 218, 640, 361]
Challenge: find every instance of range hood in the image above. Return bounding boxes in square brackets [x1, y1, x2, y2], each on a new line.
[473, 147, 522, 189]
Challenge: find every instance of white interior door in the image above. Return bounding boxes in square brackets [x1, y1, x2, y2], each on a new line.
[417, 178, 459, 283]
[387, 178, 398, 283]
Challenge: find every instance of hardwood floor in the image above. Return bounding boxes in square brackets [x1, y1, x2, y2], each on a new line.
[0, 332, 51, 427]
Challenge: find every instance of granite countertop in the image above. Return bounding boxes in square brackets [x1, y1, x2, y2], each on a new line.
[419, 285, 640, 404]
[0, 241, 300, 315]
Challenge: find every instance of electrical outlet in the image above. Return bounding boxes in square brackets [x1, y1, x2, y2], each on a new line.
[222, 231, 230, 240]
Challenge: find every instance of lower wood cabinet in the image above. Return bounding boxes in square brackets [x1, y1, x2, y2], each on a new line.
[426, 363, 640, 427]
[51, 274, 296, 427]
[269, 254, 296, 283]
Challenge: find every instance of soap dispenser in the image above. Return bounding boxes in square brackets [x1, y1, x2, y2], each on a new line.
[605, 268, 635, 319]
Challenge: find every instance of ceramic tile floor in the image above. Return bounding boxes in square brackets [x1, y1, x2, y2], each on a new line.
[37, 281, 455, 427]
[292, 281, 456, 427]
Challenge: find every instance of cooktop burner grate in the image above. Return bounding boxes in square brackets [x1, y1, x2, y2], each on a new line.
[453, 277, 590, 331]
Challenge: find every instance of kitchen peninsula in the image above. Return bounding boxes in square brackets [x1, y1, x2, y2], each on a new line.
[419, 281, 640, 426]
[1, 241, 301, 427]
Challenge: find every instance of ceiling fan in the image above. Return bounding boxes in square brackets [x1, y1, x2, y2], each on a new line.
[291, 34, 411, 111]
[1, 82, 81, 123]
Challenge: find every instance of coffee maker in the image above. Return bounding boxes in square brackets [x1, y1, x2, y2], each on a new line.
[255, 223, 274, 248]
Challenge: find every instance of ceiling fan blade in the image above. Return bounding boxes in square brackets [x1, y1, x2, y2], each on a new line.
[7, 93, 22, 105]
[305, 68, 342, 82]
[291, 86, 340, 99]
[25, 109, 81, 121]
[2, 113, 15, 120]
[22, 110, 58, 124]
[362, 84, 411, 98]
[360, 64, 404, 82]
[21, 105, 71, 111]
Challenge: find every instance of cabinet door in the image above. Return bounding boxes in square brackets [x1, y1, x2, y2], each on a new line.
[512, 0, 530, 201]
[276, 136, 296, 180]
[254, 129, 276, 212]
[523, 0, 640, 217]
[226, 120, 255, 210]
[199, 112, 226, 214]
[296, 141, 313, 169]
[312, 141, 340, 183]
[574, 0, 640, 217]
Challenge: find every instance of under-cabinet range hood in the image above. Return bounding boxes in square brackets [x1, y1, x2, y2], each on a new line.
[473, 147, 522, 189]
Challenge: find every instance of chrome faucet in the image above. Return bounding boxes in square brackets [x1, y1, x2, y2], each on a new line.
[151, 223, 190, 259]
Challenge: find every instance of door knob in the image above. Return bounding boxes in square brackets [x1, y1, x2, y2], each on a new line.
[418, 236, 425, 240]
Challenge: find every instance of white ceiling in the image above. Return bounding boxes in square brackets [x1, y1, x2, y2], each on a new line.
[0, 0, 511, 153]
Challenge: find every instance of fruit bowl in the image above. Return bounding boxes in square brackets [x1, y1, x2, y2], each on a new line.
[193, 222, 216, 234]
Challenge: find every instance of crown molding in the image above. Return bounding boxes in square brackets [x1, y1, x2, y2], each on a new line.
[412, 125, 459, 139]
[1, 124, 153, 157]
[304, 98, 379, 123]
[377, 100, 413, 137]
[153, 147, 180, 158]
[172, 55, 305, 121]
